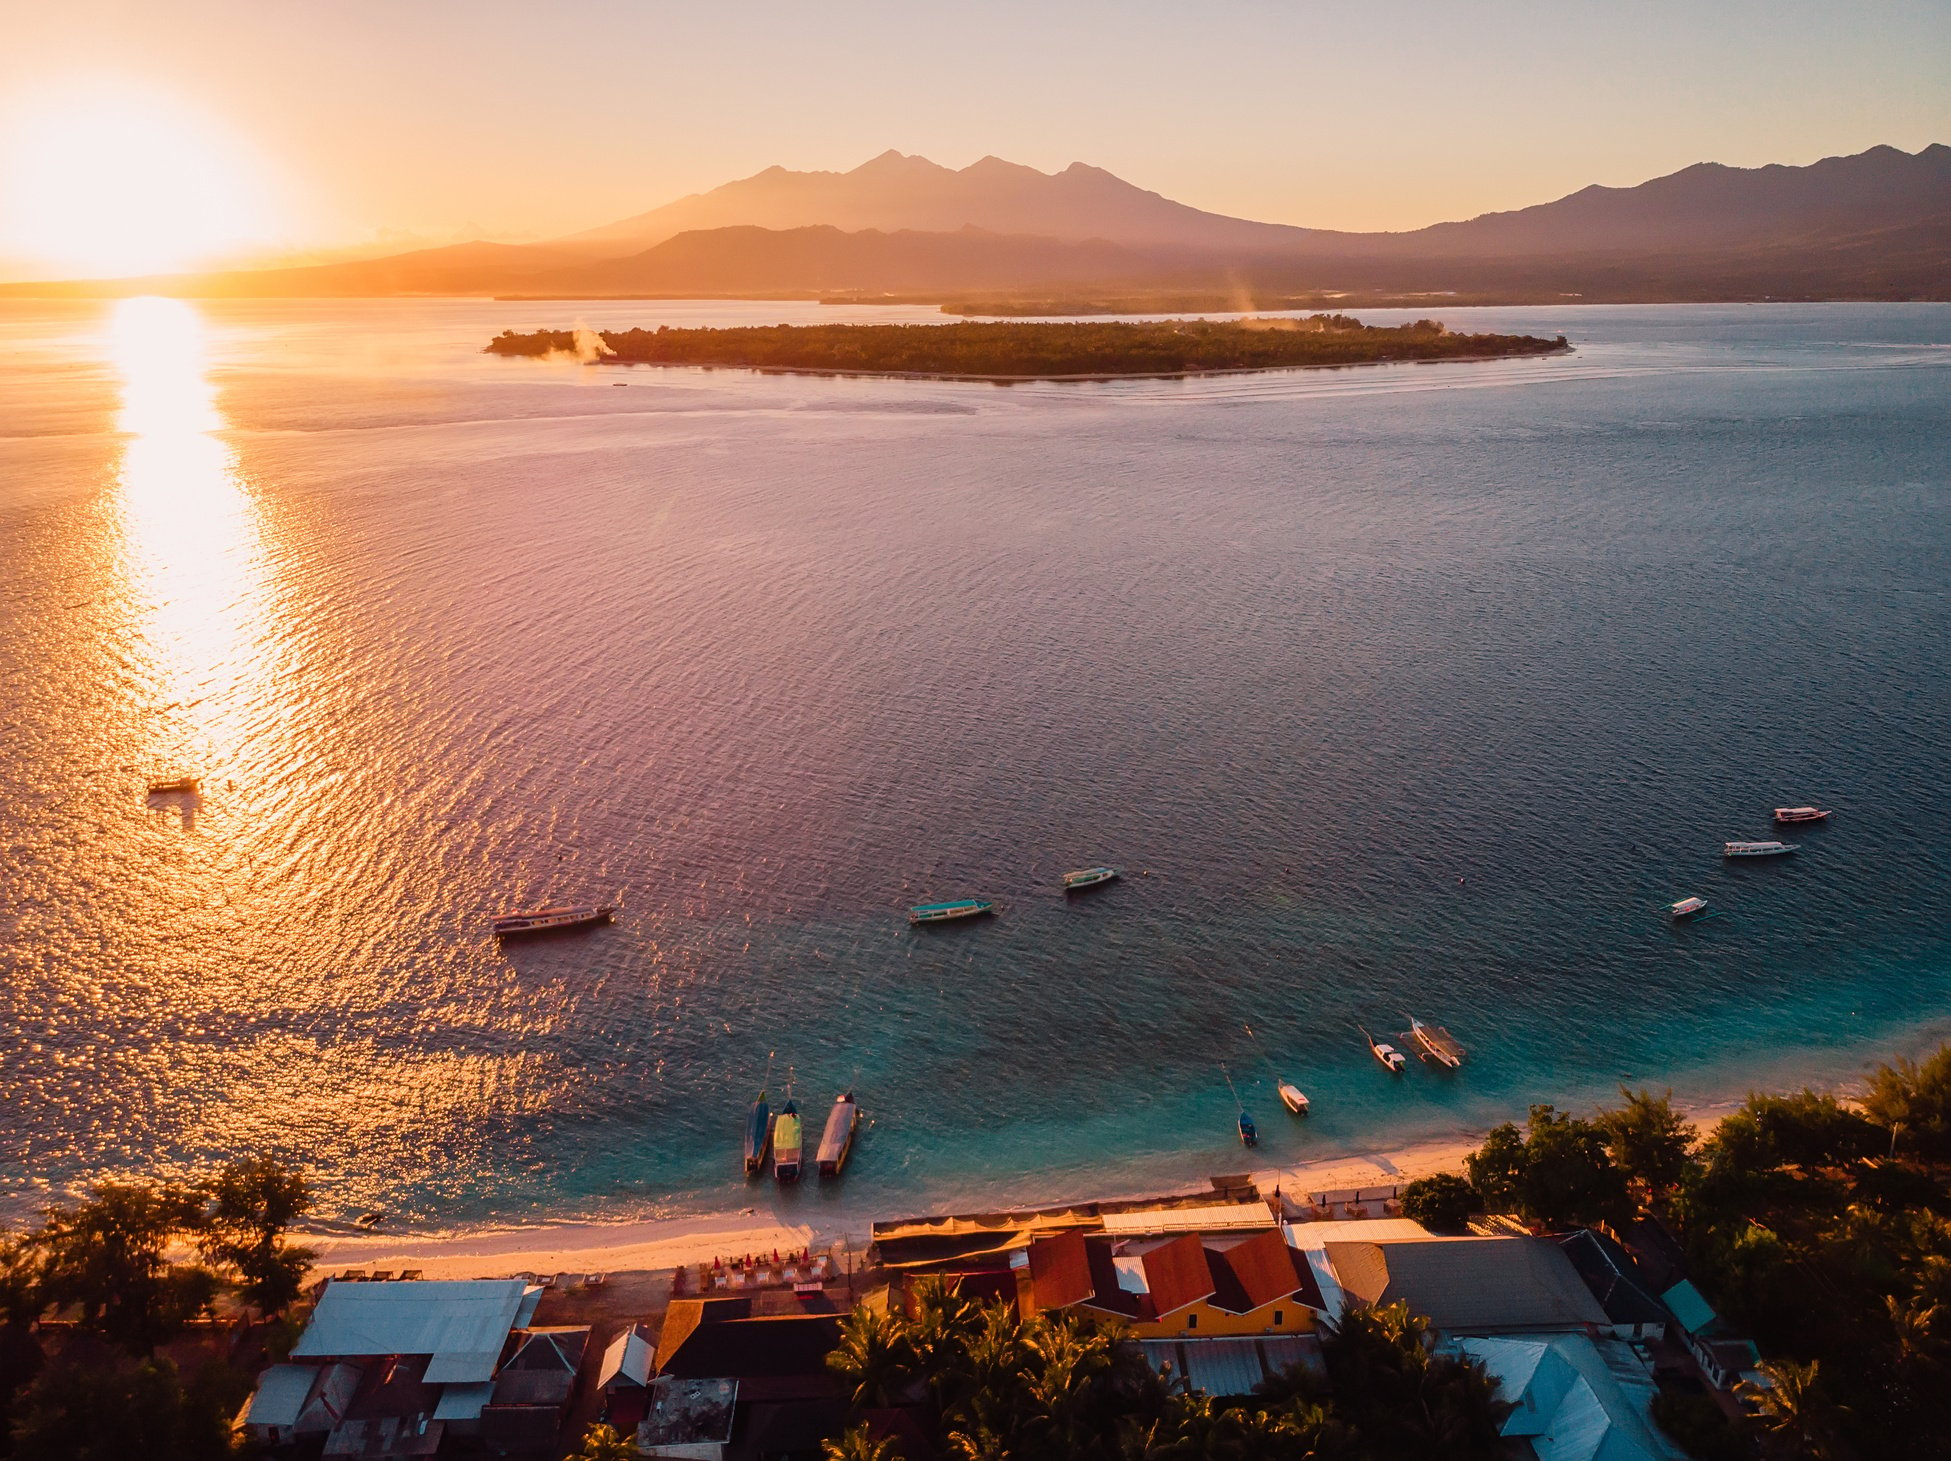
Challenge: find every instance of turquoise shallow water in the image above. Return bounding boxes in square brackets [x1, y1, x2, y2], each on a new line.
[0, 298, 1946, 1233]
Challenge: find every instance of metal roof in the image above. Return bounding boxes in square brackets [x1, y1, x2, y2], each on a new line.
[431, 1383, 494, 1422]
[1325, 1237, 1610, 1333]
[1102, 1203, 1274, 1235]
[246, 1364, 318, 1428]
[600, 1324, 657, 1390]
[293, 1279, 536, 1384]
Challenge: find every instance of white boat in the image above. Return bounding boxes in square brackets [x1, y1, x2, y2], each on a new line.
[1360, 1025, 1407, 1074]
[1406, 1014, 1466, 1070]
[1773, 807, 1830, 824]
[1668, 896, 1708, 919]
[1723, 841, 1798, 858]
[1277, 1082, 1310, 1115]
[1062, 866, 1119, 892]
[492, 904, 615, 937]
[816, 1091, 859, 1178]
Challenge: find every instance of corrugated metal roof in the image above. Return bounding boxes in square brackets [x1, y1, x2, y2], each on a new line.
[1102, 1203, 1274, 1235]
[293, 1279, 533, 1384]
[1324, 1237, 1609, 1333]
[246, 1364, 317, 1428]
[432, 1382, 494, 1422]
[1179, 1339, 1267, 1398]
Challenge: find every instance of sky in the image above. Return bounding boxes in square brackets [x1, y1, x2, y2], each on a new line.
[0, 0, 1947, 276]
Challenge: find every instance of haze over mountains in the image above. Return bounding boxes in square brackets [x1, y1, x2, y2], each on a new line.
[8, 144, 1947, 303]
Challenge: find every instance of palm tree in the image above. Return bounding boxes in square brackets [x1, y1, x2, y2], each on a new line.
[1740, 1359, 1848, 1460]
[824, 1422, 901, 1461]
[569, 1423, 640, 1461]
[827, 1305, 918, 1409]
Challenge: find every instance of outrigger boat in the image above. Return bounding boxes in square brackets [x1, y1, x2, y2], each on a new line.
[1278, 1082, 1311, 1116]
[147, 775, 198, 795]
[816, 1091, 859, 1178]
[1668, 896, 1709, 919]
[1724, 840, 1797, 858]
[744, 1055, 775, 1177]
[1773, 806, 1831, 824]
[773, 1099, 804, 1184]
[908, 898, 995, 925]
[1360, 1025, 1408, 1074]
[491, 905, 615, 938]
[1062, 866, 1119, 892]
[1223, 1064, 1257, 1146]
[1405, 1014, 1466, 1070]
[492, 905, 614, 938]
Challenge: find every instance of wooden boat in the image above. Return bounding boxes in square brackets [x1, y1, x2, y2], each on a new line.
[908, 899, 996, 925]
[1238, 1109, 1258, 1147]
[744, 1090, 772, 1176]
[1062, 866, 1119, 892]
[816, 1092, 858, 1178]
[1406, 1015, 1466, 1070]
[146, 776, 198, 795]
[1723, 840, 1798, 858]
[1668, 896, 1709, 919]
[773, 1099, 804, 1184]
[491, 905, 615, 938]
[1773, 807, 1831, 824]
[1360, 1025, 1407, 1074]
[1278, 1082, 1311, 1116]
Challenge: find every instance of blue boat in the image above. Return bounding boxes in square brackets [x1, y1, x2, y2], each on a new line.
[743, 1054, 775, 1176]
[1238, 1110, 1258, 1147]
[908, 898, 996, 925]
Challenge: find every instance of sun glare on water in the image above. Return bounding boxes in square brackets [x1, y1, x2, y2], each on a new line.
[2, 88, 277, 277]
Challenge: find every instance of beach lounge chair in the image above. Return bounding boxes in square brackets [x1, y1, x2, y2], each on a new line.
[399, 1269, 424, 1281]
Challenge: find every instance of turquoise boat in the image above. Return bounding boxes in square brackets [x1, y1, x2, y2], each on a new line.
[1062, 866, 1119, 892]
[908, 898, 996, 925]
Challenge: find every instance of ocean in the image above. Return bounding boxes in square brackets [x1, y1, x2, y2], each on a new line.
[1, 296, 1946, 1234]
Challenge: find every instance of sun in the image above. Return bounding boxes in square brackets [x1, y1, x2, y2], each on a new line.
[1, 84, 278, 278]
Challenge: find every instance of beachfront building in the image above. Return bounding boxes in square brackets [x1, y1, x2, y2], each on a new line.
[649, 1296, 847, 1458]
[1025, 1227, 1328, 1338]
[245, 1277, 546, 1456]
[1553, 1229, 1672, 1343]
[597, 1321, 659, 1431]
[1321, 1236, 1611, 1333]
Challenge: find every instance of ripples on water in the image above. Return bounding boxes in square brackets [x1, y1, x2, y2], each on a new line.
[0, 298, 1947, 1230]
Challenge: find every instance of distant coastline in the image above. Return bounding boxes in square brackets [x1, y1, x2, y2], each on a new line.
[485, 316, 1572, 383]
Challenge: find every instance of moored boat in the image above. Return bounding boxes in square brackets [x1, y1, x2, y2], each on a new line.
[1278, 1082, 1311, 1116]
[1406, 1015, 1466, 1070]
[1668, 896, 1709, 919]
[1062, 866, 1119, 892]
[744, 1056, 775, 1177]
[491, 905, 615, 938]
[773, 1099, 803, 1184]
[816, 1092, 859, 1178]
[1773, 806, 1831, 824]
[1723, 840, 1798, 858]
[1238, 1109, 1258, 1147]
[1360, 1025, 1408, 1074]
[908, 898, 996, 925]
[147, 775, 198, 795]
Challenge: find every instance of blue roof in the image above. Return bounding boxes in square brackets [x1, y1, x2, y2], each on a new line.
[1659, 1279, 1719, 1336]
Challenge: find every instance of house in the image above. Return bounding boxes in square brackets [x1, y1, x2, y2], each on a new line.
[638, 1377, 738, 1460]
[652, 1298, 847, 1459]
[598, 1321, 659, 1430]
[1460, 1334, 1682, 1461]
[479, 1326, 590, 1454]
[1024, 1227, 1327, 1338]
[1659, 1281, 1766, 1392]
[1322, 1237, 1610, 1334]
[1553, 1230, 1671, 1342]
[247, 1278, 543, 1456]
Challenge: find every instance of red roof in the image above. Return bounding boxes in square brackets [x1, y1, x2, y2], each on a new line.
[1027, 1232, 1095, 1311]
[1140, 1234, 1217, 1319]
[1206, 1228, 1325, 1314]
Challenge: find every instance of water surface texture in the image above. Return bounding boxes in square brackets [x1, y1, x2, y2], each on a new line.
[2, 299, 1947, 1230]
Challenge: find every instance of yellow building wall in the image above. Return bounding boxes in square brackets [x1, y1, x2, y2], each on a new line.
[1132, 1296, 1317, 1338]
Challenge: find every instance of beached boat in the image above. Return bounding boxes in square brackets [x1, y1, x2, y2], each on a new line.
[491, 905, 615, 938]
[1238, 1109, 1258, 1147]
[1668, 896, 1709, 919]
[1406, 1015, 1466, 1070]
[1062, 866, 1119, 892]
[147, 776, 198, 795]
[1773, 807, 1831, 824]
[1723, 840, 1798, 858]
[1360, 1025, 1408, 1074]
[908, 898, 996, 925]
[816, 1091, 858, 1178]
[1278, 1082, 1311, 1116]
[773, 1099, 804, 1184]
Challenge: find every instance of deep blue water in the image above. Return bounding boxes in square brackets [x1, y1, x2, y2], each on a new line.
[0, 299, 1946, 1233]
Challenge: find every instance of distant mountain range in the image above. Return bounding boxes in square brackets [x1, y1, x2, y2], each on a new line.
[6, 144, 1947, 303]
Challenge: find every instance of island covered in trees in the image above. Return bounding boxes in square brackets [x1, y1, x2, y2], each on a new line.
[484, 315, 1571, 382]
